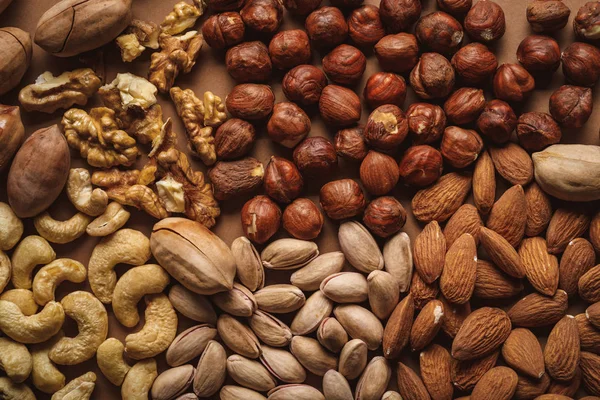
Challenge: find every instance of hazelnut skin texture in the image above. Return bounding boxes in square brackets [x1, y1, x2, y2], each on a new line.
[334, 127, 368, 162]
[319, 85, 362, 127]
[330, 0, 364, 8]
[206, 0, 246, 11]
[516, 35, 561, 72]
[241, 0, 284, 34]
[269, 30, 311, 70]
[293, 136, 338, 177]
[363, 196, 407, 238]
[214, 118, 256, 160]
[282, 65, 328, 106]
[282, 0, 322, 16]
[476, 99, 517, 144]
[264, 156, 304, 203]
[443, 87, 486, 125]
[493, 63, 535, 102]
[549, 85, 593, 128]
[363, 72, 406, 109]
[574, 2, 600, 44]
[451, 43, 498, 86]
[398, 145, 443, 187]
[267, 102, 311, 148]
[320, 179, 366, 220]
[406, 103, 446, 145]
[441, 126, 484, 168]
[415, 12, 464, 55]
[348, 5, 386, 47]
[360, 151, 400, 196]
[209, 157, 265, 200]
[241, 195, 282, 244]
[437, 0, 472, 16]
[379, 0, 422, 33]
[527, 0, 571, 33]
[516, 111, 562, 151]
[364, 104, 409, 151]
[202, 12, 245, 49]
[305, 7, 349, 49]
[226, 41, 272, 82]
[226, 84, 275, 120]
[410, 53, 456, 99]
[561, 42, 600, 87]
[374, 33, 419, 74]
[283, 198, 324, 240]
[322, 45, 367, 86]
[464, 0, 506, 42]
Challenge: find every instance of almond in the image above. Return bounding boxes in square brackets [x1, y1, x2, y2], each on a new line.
[412, 172, 472, 223]
[474, 259, 524, 300]
[559, 238, 596, 297]
[576, 313, 600, 354]
[580, 352, 600, 395]
[544, 315, 580, 382]
[579, 265, 600, 303]
[413, 221, 446, 284]
[439, 295, 470, 339]
[440, 233, 477, 304]
[546, 208, 591, 254]
[420, 344, 453, 400]
[534, 394, 573, 400]
[586, 302, 600, 329]
[524, 182, 552, 237]
[473, 149, 496, 215]
[489, 142, 533, 186]
[591, 211, 600, 254]
[518, 237, 559, 296]
[443, 204, 482, 247]
[501, 328, 544, 379]
[479, 227, 525, 278]
[452, 307, 511, 361]
[486, 185, 527, 247]
[508, 290, 568, 328]
[410, 271, 439, 309]
[382, 294, 414, 360]
[451, 351, 499, 391]
[546, 367, 581, 397]
[396, 361, 430, 400]
[409, 299, 444, 352]
[513, 373, 550, 400]
[471, 366, 518, 400]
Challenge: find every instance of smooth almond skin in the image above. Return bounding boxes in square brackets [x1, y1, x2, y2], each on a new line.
[580, 352, 600, 395]
[268, 384, 325, 400]
[473, 149, 496, 215]
[231, 237, 264, 291]
[338, 339, 368, 380]
[518, 237, 559, 296]
[440, 233, 477, 304]
[334, 305, 383, 351]
[413, 221, 446, 283]
[443, 204, 483, 247]
[290, 336, 337, 376]
[226, 355, 277, 392]
[501, 328, 545, 379]
[452, 307, 512, 361]
[255, 284, 305, 314]
[439, 295, 470, 339]
[576, 313, 600, 354]
[317, 317, 348, 353]
[486, 185, 527, 247]
[508, 290, 568, 328]
[544, 315, 580, 382]
[489, 142, 534, 186]
[0, 27, 32, 96]
[409, 299, 444, 352]
[579, 265, 600, 303]
[322, 370, 353, 400]
[0, 105, 24, 171]
[479, 227, 525, 278]
[249, 310, 293, 348]
[211, 282, 257, 317]
[382, 294, 414, 359]
[412, 172, 473, 223]
[451, 351, 499, 392]
[259, 345, 306, 384]
[193, 340, 226, 397]
[217, 314, 261, 359]
[383, 232, 413, 292]
[471, 366, 518, 400]
[546, 208, 590, 254]
[320, 272, 368, 303]
[338, 221, 384, 273]
[420, 344, 453, 400]
[524, 182, 552, 237]
[559, 238, 596, 297]
[290, 252, 345, 291]
[220, 386, 266, 400]
[367, 270, 400, 320]
[291, 290, 332, 335]
[396, 361, 430, 400]
[474, 259, 524, 300]
[355, 356, 391, 400]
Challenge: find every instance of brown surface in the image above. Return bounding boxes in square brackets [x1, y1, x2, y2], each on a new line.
[0, 0, 598, 398]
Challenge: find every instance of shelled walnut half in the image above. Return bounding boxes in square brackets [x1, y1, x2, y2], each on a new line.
[116, 20, 160, 62]
[161, 0, 207, 35]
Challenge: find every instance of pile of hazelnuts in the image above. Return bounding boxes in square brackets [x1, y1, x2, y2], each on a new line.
[201, 0, 600, 244]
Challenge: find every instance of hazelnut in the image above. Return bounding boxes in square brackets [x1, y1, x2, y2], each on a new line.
[206, 0, 246, 11]
[451, 43, 498, 85]
[410, 53, 456, 99]
[363, 196, 407, 238]
[241, 0, 284, 34]
[241, 195, 282, 244]
[267, 102, 311, 148]
[330, 0, 364, 8]
[492, 63, 535, 102]
[464, 0, 506, 42]
[374, 33, 419, 74]
[226, 41, 272, 82]
[319, 85, 362, 127]
[574, 2, 600, 43]
[398, 145, 443, 187]
[283, 198, 324, 240]
[415, 12, 464, 55]
[561, 42, 600, 87]
[268, 30, 311, 70]
[320, 179, 366, 220]
[348, 5, 386, 47]
[549, 85, 593, 128]
[476, 99, 517, 143]
[364, 105, 409, 151]
[226, 84, 275, 120]
[516, 111, 562, 151]
[441, 126, 484, 168]
[516, 35, 561, 72]
[360, 151, 400, 196]
[379, 0, 422, 33]
[443, 87, 486, 125]
[209, 157, 265, 200]
[322, 44, 367, 86]
[305, 7, 348, 49]
[282, 0, 322, 16]
[282, 65, 328, 106]
[202, 12, 245, 49]
[406, 103, 446, 144]
[214, 118, 256, 160]
[264, 156, 304, 203]
[334, 127, 368, 162]
[363, 72, 406, 109]
[437, 0, 473, 16]
[293, 136, 338, 176]
[527, 0, 571, 33]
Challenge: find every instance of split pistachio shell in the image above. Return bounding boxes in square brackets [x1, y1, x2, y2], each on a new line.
[320, 272, 369, 303]
[259, 345, 306, 383]
[290, 336, 338, 376]
[322, 370, 353, 400]
[383, 232, 413, 292]
[211, 282, 257, 317]
[166, 324, 217, 367]
[334, 305, 384, 351]
[231, 237, 264, 291]
[268, 384, 325, 400]
[338, 339, 368, 380]
[338, 221, 384, 273]
[249, 310, 293, 347]
[254, 284, 306, 314]
[168, 285, 217, 325]
[227, 354, 277, 392]
[220, 385, 267, 400]
[368, 270, 400, 320]
[193, 340, 226, 397]
[290, 252, 346, 291]
[261, 238, 319, 270]
[151, 365, 195, 400]
[317, 317, 348, 353]
[291, 290, 333, 335]
[217, 314, 261, 358]
[355, 357, 391, 400]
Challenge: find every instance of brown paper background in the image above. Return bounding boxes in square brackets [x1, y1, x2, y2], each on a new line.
[0, 0, 598, 398]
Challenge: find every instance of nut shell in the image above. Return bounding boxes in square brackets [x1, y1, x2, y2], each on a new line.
[561, 42, 600, 87]
[348, 5, 386, 47]
[214, 118, 256, 160]
[0, 105, 24, 172]
[410, 53, 455, 99]
[464, 0, 506, 42]
[398, 145, 443, 187]
[363, 72, 406, 109]
[322, 45, 366, 86]
[267, 102, 311, 148]
[359, 151, 400, 196]
[363, 196, 407, 238]
[268, 29, 311, 70]
[241, 195, 282, 244]
[549, 85, 593, 128]
[441, 126, 484, 168]
[0, 27, 32, 95]
[451, 43, 498, 85]
[437, 0, 472, 16]
[226, 41, 272, 83]
[516, 35, 561, 72]
[241, 0, 283, 34]
[334, 127, 368, 162]
[476, 99, 517, 144]
[264, 156, 304, 204]
[516, 112, 562, 152]
[226, 84, 275, 120]
[415, 11, 464, 55]
[320, 179, 366, 220]
[493, 63, 535, 102]
[527, 0, 571, 32]
[305, 7, 348, 49]
[574, 1, 600, 43]
[209, 157, 265, 200]
[283, 198, 324, 240]
[406, 103, 446, 144]
[379, 0, 421, 33]
[282, 0, 321, 15]
[443, 87, 485, 125]
[319, 85, 362, 127]
[374, 33, 419, 74]
[293, 136, 338, 177]
[282, 65, 328, 106]
[202, 12, 245, 49]
[364, 105, 409, 150]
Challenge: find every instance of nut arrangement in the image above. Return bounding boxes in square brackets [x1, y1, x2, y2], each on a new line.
[1, 0, 600, 399]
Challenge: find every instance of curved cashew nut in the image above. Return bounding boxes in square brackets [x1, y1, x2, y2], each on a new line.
[0, 300, 64, 344]
[51, 372, 96, 400]
[113, 264, 170, 327]
[31, 332, 66, 394]
[32, 258, 87, 305]
[0, 337, 32, 383]
[89, 229, 152, 303]
[0, 250, 10, 293]
[122, 358, 158, 400]
[0, 377, 36, 400]
[34, 211, 93, 244]
[0, 202, 23, 251]
[97, 338, 131, 386]
[49, 291, 108, 365]
[11, 235, 56, 289]
[66, 168, 109, 216]
[0, 289, 38, 316]
[86, 202, 131, 237]
[125, 293, 178, 360]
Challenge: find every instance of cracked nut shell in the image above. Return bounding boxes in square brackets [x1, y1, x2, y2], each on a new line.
[441, 126, 484, 168]
[226, 84, 275, 120]
[264, 156, 304, 204]
[283, 198, 324, 240]
[464, 0, 506, 42]
[364, 104, 409, 151]
[202, 12, 245, 49]
[268, 29, 311, 70]
[398, 145, 443, 187]
[293, 137, 338, 177]
[322, 45, 367, 86]
[334, 127, 368, 162]
[319, 85, 361, 127]
[516, 35, 561, 72]
[574, 1, 600, 43]
[406, 103, 446, 145]
[241, 195, 282, 244]
[516, 111, 562, 151]
[476, 99, 517, 143]
[363, 196, 407, 238]
[282, 65, 328, 106]
[226, 41, 272, 83]
[267, 102, 311, 148]
[549, 85, 593, 128]
[415, 11, 464, 55]
[214, 118, 256, 160]
[320, 179, 366, 220]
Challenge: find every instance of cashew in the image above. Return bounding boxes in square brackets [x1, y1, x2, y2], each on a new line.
[0, 337, 32, 383]
[0, 289, 38, 316]
[0, 250, 10, 293]
[0, 377, 36, 400]
[113, 264, 170, 327]
[66, 168, 109, 216]
[89, 229, 152, 303]
[125, 293, 178, 360]
[34, 211, 93, 244]
[49, 291, 108, 365]
[97, 338, 131, 386]
[86, 202, 131, 237]
[31, 331, 66, 394]
[0, 202, 23, 251]
[31, 258, 87, 306]
[0, 300, 64, 343]
[11, 235, 56, 289]
[51, 372, 96, 400]
[122, 358, 158, 400]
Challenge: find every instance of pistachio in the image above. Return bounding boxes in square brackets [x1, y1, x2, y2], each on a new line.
[320, 272, 369, 303]
[231, 237, 265, 291]
[291, 290, 334, 335]
[168, 285, 217, 325]
[211, 282, 257, 317]
[382, 392, 403, 400]
[193, 340, 226, 398]
[220, 386, 267, 400]
[217, 314, 261, 358]
[261, 238, 319, 270]
[290, 252, 346, 291]
[254, 284, 305, 314]
[383, 232, 413, 292]
[249, 310, 293, 348]
[226, 354, 277, 392]
[367, 270, 400, 320]
[165, 324, 217, 367]
[317, 317, 349, 353]
[151, 365, 195, 400]
[322, 370, 353, 400]
[268, 384, 325, 400]
[0, 28, 32, 96]
[334, 305, 384, 351]
[338, 221, 384, 273]
[290, 336, 338, 376]
[259, 345, 306, 383]
[338, 339, 368, 380]
[355, 357, 391, 400]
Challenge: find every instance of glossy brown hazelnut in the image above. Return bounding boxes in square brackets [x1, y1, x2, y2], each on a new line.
[214, 118, 256, 160]
[264, 156, 304, 203]
[516, 35, 561, 72]
[379, 0, 422, 33]
[322, 45, 367, 86]
[527, 0, 571, 33]
[319, 85, 361, 127]
[516, 111, 562, 151]
[305, 7, 348, 49]
[202, 12, 245, 49]
[319, 179, 366, 220]
[330, 0, 364, 8]
[574, 2, 600, 43]
[415, 12, 464, 55]
[282, 0, 322, 16]
[267, 102, 311, 148]
[363, 196, 407, 238]
[268, 30, 311, 70]
[464, 0, 506, 42]
[241, 0, 284, 34]
[443, 87, 486, 125]
[374, 33, 419, 74]
[363, 72, 406, 109]
[241, 195, 282, 244]
[451, 43, 498, 85]
[348, 5, 386, 47]
[206, 0, 246, 11]
[398, 145, 443, 187]
[493, 63, 535, 102]
[364, 105, 409, 151]
[561, 42, 600, 87]
[410, 53, 456, 99]
[334, 127, 368, 161]
[406, 103, 446, 144]
[282, 65, 328, 106]
[293, 136, 338, 176]
[360, 151, 400, 195]
[226, 41, 272, 82]
[441, 126, 484, 168]
[437, 0, 473, 16]
[476, 99, 517, 143]
[549, 85, 593, 128]
[226, 84, 275, 120]
[283, 198, 324, 240]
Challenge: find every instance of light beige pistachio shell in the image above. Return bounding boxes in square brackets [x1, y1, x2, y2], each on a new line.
[317, 317, 348, 353]
[268, 384, 325, 400]
[0, 299, 64, 343]
[122, 359, 157, 400]
[220, 385, 267, 400]
[261, 238, 319, 270]
[381, 391, 403, 400]
[338, 339, 368, 380]
[211, 282, 257, 317]
[51, 372, 96, 400]
[96, 338, 130, 386]
[0, 376, 35, 400]
[0, 202, 23, 251]
[290, 336, 338, 376]
[151, 364, 195, 400]
[320, 272, 368, 303]
[0, 336, 32, 383]
[338, 221, 384, 273]
[260, 345, 306, 383]
[175, 394, 198, 400]
[383, 232, 413, 292]
[31, 332, 65, 393]
[334, 305, 384, 351]
[355, 356, 391, 400]
[168, 284, 217, 325]
[0, 289, 38, 316]
[254, 284, 306, 314]
[231, 236, 265, 291]
[166, 324, 217, 367]
[217, 314, 261, 358]
[227, 354, 277, 392]
[291, 290, 333, 335]
[322, 370, 353, 400]
[290, 252, 346, 291]
[193, 340, 226, 397]
[32, 258, 87, 305]
[249, 310, 293, 347]
[367, 270, 400, 320]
